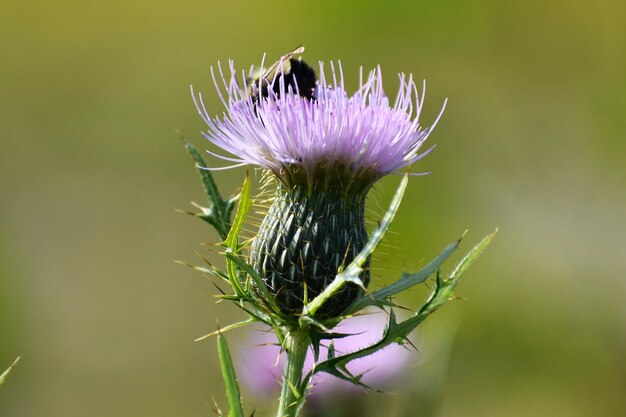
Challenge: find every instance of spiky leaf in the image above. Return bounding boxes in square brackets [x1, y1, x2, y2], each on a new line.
[217, 333, 244, 417]
[307, 230, 497, 385]
[223, 173, 252, 297]
[346, 235, 464, 314]
[184, 139, 237, 240]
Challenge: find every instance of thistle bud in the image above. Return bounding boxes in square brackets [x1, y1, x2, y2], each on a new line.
[250, 173, 370, 317]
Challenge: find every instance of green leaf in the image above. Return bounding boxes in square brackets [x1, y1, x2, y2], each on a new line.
[419, 229, 498, 316]
[216, 333, 244, 417]
[0, 357, 20, 386]
[183, 139, 237, 240]
[302, 175, 409, 318]
[224, 252, 281, 315]
[224, 173, 252, 297]
[308, 230, 497, 386]
[225, 172, 251, 250]
[346, 235, 464, 314]
[450, 228, 498, 281]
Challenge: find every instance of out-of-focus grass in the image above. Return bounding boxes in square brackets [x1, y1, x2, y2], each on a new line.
[1, 0, 624, 416]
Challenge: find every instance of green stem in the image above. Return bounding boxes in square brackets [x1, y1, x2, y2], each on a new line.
[276, 328, 310, 417]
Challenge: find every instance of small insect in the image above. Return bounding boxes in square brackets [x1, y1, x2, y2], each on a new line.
[246, 46, 317, 102]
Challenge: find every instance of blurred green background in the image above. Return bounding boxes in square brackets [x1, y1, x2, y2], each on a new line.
[1, 0, 625, 416]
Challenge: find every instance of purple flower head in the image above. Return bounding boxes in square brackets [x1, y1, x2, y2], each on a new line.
[192, 57, 446, 188]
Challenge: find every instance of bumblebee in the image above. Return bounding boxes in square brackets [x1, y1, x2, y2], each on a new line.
[246, 46, 317, 102]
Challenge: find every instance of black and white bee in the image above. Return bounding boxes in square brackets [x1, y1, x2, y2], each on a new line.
[246, 46, 317, 102]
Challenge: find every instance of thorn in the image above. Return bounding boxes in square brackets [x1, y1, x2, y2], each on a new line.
[175, 129, 187, 143]
[174, 208, 198, 216]
[402, 336, 419, 352]
[195, 332, 215, 342]
[210, 281, 226, 295]
[209, 396, 222, 416]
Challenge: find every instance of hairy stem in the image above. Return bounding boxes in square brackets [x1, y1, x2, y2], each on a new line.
[276, 328, 310, 417]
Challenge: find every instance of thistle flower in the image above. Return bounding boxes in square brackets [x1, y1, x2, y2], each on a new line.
[186, 50, 495, 417]
[192, 55, 446, 318]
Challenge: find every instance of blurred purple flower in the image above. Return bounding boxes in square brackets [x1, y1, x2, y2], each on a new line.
[236, 311, 414, 398]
